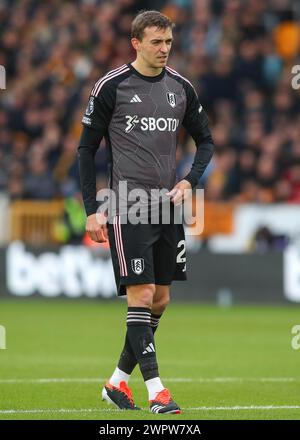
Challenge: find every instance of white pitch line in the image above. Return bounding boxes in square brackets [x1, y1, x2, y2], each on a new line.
[164, 377, 297, 383]
[0, 408, 118, 414]
[0, 378, 107, 384]
[0, 377, 297, 384]
[184, 405, 300, 411]
[0, 405, 300, 415]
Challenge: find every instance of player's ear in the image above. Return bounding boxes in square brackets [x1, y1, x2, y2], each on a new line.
[131, 37, 141, 52]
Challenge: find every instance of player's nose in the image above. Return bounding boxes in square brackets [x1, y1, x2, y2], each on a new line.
[160, 43, 169, 54]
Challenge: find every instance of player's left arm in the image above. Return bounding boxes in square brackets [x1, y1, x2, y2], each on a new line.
[167, 82, 214, 205]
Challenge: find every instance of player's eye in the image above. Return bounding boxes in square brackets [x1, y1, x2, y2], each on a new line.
[151, 40, 172, 47]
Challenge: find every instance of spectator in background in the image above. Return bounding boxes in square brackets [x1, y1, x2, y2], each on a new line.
[251, 225, 289, 252]
[24, 155, 57, 199]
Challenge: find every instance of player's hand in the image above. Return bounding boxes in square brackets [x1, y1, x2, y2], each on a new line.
[166, 179, 192, 206]
[86, 213, 108, 243]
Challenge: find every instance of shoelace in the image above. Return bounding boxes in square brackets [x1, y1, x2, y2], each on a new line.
[154, 388, 171, 404]
[118, 381, 134, 405]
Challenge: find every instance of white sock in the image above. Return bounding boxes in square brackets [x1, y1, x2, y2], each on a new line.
[109, 367, 130, 387]
[145, 377, 165, 400]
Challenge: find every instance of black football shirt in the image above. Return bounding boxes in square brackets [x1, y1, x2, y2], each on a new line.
[79, 63, 213, 216]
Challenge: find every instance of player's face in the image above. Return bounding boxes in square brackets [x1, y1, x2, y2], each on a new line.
[134, 26, 173, 68]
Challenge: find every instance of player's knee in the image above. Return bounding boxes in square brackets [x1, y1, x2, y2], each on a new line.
[153, 290, 170, 311]
[159, 295, 170, 310]
[140, 285, 155, 308]
[162, 294, 170, 309]
[127, 284, 155, 308]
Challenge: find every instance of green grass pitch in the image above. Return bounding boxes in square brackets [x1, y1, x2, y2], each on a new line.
[0, 299, 300, 420]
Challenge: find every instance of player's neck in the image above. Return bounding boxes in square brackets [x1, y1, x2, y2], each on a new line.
[131, 59, 163, 77]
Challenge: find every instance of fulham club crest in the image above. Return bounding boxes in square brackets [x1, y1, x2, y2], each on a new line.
[131, 258, 145, 275]
[166, 92, 177, 108]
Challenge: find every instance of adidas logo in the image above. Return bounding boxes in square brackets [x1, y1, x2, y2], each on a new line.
[151, 405, 164, 413]
[142, 343, 155, 354]
[130, 94, 142, 103]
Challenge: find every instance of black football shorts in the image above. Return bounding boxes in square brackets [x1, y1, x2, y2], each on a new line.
[108, 214, 187, 296]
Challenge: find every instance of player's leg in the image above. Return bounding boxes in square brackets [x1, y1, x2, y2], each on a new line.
[125, 283, 180, 414]
[138, 283, 180, 414]
[103, 220, 158, 410]
[152, 285, 170, 313]
[150, 284, 170, 331]
[101, 219, 145, 410]
[125, 283, 159, 389]
[143, 223, 185, 414]
[115, 284, 169, 380]
[123, 284, 170, 372]
[105, 287, 169, 409]
[102, 283, 156, 411]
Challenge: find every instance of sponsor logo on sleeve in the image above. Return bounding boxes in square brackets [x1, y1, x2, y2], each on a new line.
[85, 96, 94, 116]
[82, 116, 92, 125]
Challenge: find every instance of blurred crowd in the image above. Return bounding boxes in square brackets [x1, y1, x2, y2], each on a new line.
[1, 0, 300, 204]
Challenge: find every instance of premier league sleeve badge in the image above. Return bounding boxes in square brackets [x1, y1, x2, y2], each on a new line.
[85, 96, 94, 116]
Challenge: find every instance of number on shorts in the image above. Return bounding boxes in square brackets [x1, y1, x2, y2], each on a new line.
[176, 240, 186, 263]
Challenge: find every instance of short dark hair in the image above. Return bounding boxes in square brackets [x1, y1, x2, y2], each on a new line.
[131, 10, 175, 41]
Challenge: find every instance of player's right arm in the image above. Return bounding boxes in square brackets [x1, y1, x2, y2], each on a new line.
[78, 81, 115, 242]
